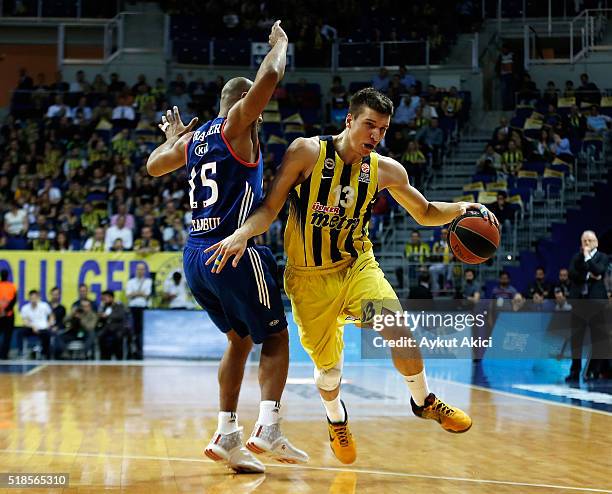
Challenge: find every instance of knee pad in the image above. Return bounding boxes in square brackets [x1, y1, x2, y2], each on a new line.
[313, 354, 343, 391]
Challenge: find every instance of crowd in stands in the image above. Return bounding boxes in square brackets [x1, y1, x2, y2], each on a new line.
[168, 1, 481, 66]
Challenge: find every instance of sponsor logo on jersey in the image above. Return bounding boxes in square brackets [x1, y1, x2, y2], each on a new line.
[194, 143, 208, 157]
[269, 319, 280, 327]
[311, 201, 340, 214]
[361, 162, 370, 173]
[324, 157, 335, 169]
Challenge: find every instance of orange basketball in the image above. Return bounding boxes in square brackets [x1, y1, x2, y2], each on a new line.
[447, 210, 500, 264]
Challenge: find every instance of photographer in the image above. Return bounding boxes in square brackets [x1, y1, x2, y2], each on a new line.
[98, 290, 128, 360]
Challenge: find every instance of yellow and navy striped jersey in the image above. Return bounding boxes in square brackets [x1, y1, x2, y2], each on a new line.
[284, 136, 379, 268]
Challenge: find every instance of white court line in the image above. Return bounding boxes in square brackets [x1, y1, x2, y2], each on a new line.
[0, 449, 610, 493]
[431, 377, 612, 417]
[24, 364, 48, 376]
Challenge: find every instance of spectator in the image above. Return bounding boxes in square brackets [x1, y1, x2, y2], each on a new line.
[91, 74, 108, 94]
[531, 129, 553, 162]
[553, 287, 572, 311]
[17, 289, 54, 359]
[491, 117, 510, 141]
[169, 86, 192, 110]
[429, 227, 452, 293]
[551, 131, 573, 163]
[398, 65, 416, 89]
[477, 144, 502, 174]
[371, 68, 390, 93]
[417, 117, 444, 167]
[563, 80, 575, 98]
[405, 230, 430, 263]
[45, 95, 71, 119]
[91, 98, 113, 124]
[566, 230, 609, 381]
[554, 268, 571, 297]
[517, 73, 539, 106]
[104, 214, 133, 251]
[98, 290, 128, 360]
[162, 217, 187, 251]
[487, 192, 514, 238]
[409, 272, 433, 299]
[586, 105, 611, 136]
[4, 200, 28, 242]
[62, 300, 98, 358]
[564, 105, 586, 140]
[82, 224, 105, 250]
[69, 70, 91, 94]
[71, 96, 93, 123]
[107, 72, 126, 94]
[48, 286, 66, 357]
[528, 266, 553, 299]
[162, 271, 192, 309]
[72, 283, 98, 312]
[49, 71, 69, 93]
[0, 270, 17, 359]
[541, 81, 558, 108]
[461, 268, 481, 305]
[387, 74, 407, 106]
[491, 271, 518, 300]
[441, 86, 463, 118]
[401, 140, 427, 189]
[393, 96, 417, 125]
[110, 204, 136, 230]
[134, 226, 161, 254]
[502, 140, 523, 175]
[126, 262, 152, 359]
[490, 128, 509, 155]
[112, 96, 136, 125]
[576, 73, 600, 106]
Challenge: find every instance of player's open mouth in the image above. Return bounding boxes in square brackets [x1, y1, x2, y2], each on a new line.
[363, 143, 375, 151]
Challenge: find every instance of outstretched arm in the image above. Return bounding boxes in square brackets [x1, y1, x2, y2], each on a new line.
[223, 21, 288, 138]
[378, 156, 499, 227]
[204, 137, 317, 272]
[146, 106, 198, 177]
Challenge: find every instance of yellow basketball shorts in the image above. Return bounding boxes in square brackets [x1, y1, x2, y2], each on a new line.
[284, 251, 401, 371]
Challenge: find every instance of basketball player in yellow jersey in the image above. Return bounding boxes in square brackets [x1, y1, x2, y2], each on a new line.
[205, 88, 499, 464]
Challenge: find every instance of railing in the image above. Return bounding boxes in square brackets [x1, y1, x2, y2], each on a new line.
[0, 0, 119, 18]
[524, 8, 612, 67]
[173, 36, 480, 71]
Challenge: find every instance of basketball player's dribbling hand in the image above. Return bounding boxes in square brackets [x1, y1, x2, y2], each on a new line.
[458, 202, 499, 228]
[204, 231, 248, 273]
[159, 106, 198, 140]
[268, 20, 288, 47]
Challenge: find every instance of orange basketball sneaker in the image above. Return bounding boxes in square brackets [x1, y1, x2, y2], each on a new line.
[327, 401, 357, 464]
[411, 393, 472, 433]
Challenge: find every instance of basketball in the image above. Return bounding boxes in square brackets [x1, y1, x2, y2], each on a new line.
[447, 210, 500, 264]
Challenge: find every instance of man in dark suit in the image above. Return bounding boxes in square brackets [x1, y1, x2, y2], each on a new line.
[566, 230, 610, 381]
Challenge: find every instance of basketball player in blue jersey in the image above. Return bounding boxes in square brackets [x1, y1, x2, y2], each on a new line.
[146, 21, 308, 473]
[206, 88, 499, 465]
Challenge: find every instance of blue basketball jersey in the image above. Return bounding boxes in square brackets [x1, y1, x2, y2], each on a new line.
[185, 117, 263, 241]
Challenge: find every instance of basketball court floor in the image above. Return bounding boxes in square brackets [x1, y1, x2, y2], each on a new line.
[0, 359, 610, 493]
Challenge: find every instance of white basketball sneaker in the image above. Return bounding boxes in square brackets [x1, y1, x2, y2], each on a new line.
[246, 422, 309, 464]
[204, 428, 265, 474]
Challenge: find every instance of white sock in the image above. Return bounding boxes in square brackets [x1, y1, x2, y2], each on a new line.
[404, 368, 430, 407]
[217, 411, 239, 434]
[321, 395, 346, 423]
[257, 400, 281, 425]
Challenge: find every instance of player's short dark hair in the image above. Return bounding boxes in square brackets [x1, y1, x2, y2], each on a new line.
[102, 290, 114, 298]
[349, 87, 394, 118]
[28, 289, 39, 296]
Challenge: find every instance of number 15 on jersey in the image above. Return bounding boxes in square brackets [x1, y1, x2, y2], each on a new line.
[189, 162, 218, 209]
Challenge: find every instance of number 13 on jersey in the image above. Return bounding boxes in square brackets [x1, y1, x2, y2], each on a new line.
[189, 162, 218, 209]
